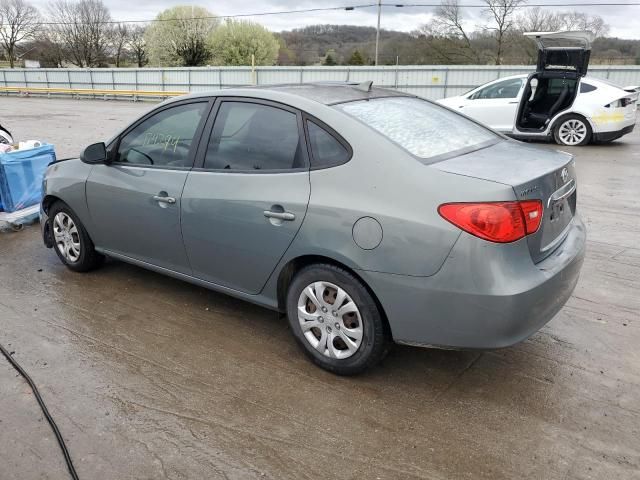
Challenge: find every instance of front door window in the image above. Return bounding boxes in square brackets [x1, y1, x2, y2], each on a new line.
[116, 102, 208, 168]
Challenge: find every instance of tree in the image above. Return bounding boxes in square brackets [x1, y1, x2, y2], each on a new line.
[128, 25, 147, 67]
[517, 8, 608, 38]
[209, 19, 279, 66]
[516, 7, 561, 32]
[482, 0, 526, 65]
[39, 29, 66, 67]
[276, 40, 296, 65]
[555, 12, 609, 38]
[48, 0, 112, 67]
[323, 52, 336, 65]
[348, 49, 365, 65]
[0, 0, 39, 68]
[145, 6, 218, 66]
[110, 22, 128, 67]
[427, 0, 481, 63]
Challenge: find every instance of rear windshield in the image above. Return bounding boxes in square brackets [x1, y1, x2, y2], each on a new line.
[335, 97, 499, 161]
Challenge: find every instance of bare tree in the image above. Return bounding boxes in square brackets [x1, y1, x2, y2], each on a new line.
[483, 0, 526, 65]
[516, 7, 562, 32]
[110, 22, 128, 67]
[0, 0, 39, 67]
[128, 25, 147, 67]
[428, 0, 481, 63]
[517, 8, 608, 38]
[556, 12, 609, 37]
[48, 0, 112, 67]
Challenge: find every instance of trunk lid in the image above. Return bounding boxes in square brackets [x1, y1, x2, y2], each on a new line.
[433, 140, 576, 263]
[525, 30, 595, 77]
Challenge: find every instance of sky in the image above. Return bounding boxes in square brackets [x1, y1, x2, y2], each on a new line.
[31, 1, 640, 39]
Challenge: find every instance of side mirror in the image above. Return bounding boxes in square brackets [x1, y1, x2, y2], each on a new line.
[80, 142, 108, 164]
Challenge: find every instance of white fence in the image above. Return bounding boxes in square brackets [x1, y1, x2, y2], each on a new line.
[2, 65, 640, 100]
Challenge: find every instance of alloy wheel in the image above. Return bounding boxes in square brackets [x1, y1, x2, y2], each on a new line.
[297, 281, 364, 359]
[558, 119, 587, 146]
[53, 212, 81, 263]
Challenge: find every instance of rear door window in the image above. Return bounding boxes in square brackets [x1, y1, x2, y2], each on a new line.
[336, 97, 499, 162]
[204, 102, 305, 171]
[580, 82, 597, 93]
[306, 120, 351, 168]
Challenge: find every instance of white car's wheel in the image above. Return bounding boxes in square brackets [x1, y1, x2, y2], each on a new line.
[554, 115, 592, 146]
[0, 129, 12, 144]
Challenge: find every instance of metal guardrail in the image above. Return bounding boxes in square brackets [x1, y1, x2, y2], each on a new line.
[0, 86, 186, 99]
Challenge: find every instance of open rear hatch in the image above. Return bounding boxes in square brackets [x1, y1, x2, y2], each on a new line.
[433, 141, 577, 263]
[525, 30, 595, 77]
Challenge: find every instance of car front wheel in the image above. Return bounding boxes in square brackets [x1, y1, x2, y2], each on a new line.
[49, 201, 104, 272]
[286, 264, 388, 375]
[554, 115, 592, 146]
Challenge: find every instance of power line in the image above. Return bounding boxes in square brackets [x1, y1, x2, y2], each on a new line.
[393, 2, 640, 6]
[33, 2, 640, 27]
[37, 4, 378, 26]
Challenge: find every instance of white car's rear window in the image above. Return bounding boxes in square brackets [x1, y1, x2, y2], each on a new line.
[336, 97, 499, 160]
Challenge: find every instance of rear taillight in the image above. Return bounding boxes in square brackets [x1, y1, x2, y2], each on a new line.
[438, 201, 543, 243]
[606, 97, 633, 108]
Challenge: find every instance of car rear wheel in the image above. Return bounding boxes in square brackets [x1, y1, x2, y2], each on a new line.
[49, 202, 104, 272]
[554, 115, 592, 146]
[286, 264, 388, 375]
[0, 129, 12, 144]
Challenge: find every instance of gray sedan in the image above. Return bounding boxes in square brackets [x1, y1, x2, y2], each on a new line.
[40, 83, 586, 374]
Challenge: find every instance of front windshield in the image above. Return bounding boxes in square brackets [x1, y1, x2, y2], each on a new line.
[336, 97, 499, 161]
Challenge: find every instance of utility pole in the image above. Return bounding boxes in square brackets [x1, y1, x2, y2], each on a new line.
[375, 0, 382, 66]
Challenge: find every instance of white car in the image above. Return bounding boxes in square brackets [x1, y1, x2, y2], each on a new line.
[438, 31, 638, 146]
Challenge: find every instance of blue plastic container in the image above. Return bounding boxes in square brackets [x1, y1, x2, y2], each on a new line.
[0, 144, 56, 213]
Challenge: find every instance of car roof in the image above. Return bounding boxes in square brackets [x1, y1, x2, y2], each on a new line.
[259, 83, 411, 105]
[163, 82, 412, 107]
[483, 73, 623, 89]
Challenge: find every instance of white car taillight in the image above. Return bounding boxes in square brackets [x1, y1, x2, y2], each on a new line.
[605, 97, 634, 108]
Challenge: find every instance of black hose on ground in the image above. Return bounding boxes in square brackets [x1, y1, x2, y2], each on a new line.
[0, 342, 80, 480]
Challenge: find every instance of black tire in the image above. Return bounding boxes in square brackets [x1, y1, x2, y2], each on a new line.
[49, 201, 104, 272]
[286, 264, 389, 375]
[553, 114, 592, 146]
[0, 128, 12, 144]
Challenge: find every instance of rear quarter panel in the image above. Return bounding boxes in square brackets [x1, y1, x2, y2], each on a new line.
[566, 80, 634, 132]
[279, 109, 519, 277]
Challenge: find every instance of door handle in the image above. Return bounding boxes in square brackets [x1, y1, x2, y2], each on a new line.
[263, 210, 295, 221]
[508, 101, 519, 104]
[153, 195, 176, 204]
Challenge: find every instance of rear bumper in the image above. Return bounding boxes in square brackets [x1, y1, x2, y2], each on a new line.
[593, 123, 635, 142]
[359, 215, 586, 349]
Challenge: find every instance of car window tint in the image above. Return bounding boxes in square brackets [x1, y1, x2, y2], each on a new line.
[117, 102, 207, 168]
[580, 82, 597, 93]
[337, 97, 498, 161]
[471, 78, 523, 99]
[307, 121, 350, 168]
[204, 102, 304, 171]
